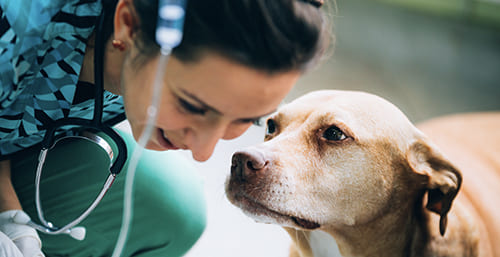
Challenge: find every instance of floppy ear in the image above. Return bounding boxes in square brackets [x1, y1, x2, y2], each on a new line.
[407, 140, 462, 236]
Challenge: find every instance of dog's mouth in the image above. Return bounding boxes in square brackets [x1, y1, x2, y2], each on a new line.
[291, 216, 321, 230]
[231, 193, 321, 230]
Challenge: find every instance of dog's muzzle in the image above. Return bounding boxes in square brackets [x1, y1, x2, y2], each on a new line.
[228, 149, 321, 230]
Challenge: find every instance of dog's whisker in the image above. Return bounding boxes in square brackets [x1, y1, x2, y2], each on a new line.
[302, 230, 311, 246]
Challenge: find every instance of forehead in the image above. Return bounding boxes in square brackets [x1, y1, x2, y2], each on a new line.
[276, 90, 415, 140]
[168, 53, 299, 119]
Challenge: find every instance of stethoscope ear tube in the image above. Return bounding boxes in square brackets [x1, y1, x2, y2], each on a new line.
[32, 130, 119, 241]
[102, 126, 127, 175]
[29, 153, 117, 241]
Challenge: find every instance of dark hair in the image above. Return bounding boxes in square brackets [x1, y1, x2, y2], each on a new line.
[104, 0, 331, 73]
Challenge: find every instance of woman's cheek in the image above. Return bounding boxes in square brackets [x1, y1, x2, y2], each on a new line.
[156, 104, 191, 130]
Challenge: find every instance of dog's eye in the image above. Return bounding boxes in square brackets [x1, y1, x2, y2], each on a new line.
[322, 126, 346, 141]
[266, 119, 277, 135]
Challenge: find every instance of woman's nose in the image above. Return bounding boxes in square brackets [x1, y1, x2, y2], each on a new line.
[187, 122, 251, 162]
[186, 123, 228, 162]
[189, 136, 219, 162]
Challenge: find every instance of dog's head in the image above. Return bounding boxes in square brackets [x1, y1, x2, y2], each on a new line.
[225, 90, 461, 235]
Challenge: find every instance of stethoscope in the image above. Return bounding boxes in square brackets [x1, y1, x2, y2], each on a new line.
[13, 7, 127, 241]
[13, 0, 188, 243]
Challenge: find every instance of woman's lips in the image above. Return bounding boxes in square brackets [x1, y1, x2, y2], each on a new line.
[157, 128, 179, 150]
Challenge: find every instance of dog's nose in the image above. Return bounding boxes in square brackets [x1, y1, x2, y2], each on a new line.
[231, 149, 269, 180]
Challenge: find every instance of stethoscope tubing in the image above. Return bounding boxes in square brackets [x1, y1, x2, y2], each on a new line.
[17, 7, 126, 240]
[34, 132, 116, 232]
[30, 130, 118, 240]
[33, 173, 116, 235]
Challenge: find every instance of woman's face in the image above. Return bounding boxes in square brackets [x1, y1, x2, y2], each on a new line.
[121, 52, 299, 161]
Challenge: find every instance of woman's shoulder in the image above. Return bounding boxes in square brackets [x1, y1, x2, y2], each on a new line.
[0, 0, 101, 52]
[0, 0, 102, 109]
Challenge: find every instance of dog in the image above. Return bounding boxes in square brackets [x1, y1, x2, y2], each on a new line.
[225, 90, 500, 257]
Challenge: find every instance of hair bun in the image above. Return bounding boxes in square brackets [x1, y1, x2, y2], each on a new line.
[302, 0, 324, 8]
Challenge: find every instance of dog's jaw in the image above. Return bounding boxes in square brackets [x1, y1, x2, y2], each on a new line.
[226, 175, 321, 230]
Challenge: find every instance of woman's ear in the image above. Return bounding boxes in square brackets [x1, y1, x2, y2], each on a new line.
[113, 0, 139, 47]
[406, 139, 462, 236]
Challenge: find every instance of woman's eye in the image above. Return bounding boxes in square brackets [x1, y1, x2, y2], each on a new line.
[322, 126, 346, 141]
[266, 119, 277, 135]
[179, 98, 206, 115]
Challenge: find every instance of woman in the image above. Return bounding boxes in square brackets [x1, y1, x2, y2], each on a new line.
[0, 0, 330, 256]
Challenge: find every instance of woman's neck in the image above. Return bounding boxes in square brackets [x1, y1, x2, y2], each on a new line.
[79, 34, 124, 95]
[79, 35, 95, 84]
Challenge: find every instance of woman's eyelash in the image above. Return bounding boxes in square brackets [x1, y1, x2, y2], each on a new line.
[252, 118, 264, 126]
[236, 118, 263, 126]
[176, 96, 264, 125]
[179, 98, 206, 115]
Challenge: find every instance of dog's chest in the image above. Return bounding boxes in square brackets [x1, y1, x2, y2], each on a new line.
[310, 231, 342, 257]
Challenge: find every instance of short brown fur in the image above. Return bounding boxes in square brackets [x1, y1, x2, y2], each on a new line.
[226, 90, 500, 257]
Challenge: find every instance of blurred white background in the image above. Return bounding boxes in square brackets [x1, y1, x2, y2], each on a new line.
[183, 125, 293, 257]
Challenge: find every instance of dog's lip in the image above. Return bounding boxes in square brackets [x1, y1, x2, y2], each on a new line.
[291, 216, 321, 230]
[234, 193, 321, 230]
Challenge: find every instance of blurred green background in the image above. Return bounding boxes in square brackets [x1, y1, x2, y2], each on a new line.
[291, 0, 500, 123]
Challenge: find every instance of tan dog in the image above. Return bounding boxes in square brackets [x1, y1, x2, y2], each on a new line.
[225, 90, 500, 257]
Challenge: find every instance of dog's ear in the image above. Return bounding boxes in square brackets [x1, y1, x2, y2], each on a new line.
[407, 139, 462, 236]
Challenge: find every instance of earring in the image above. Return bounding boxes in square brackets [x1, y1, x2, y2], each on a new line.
[112, 39, 126, 51]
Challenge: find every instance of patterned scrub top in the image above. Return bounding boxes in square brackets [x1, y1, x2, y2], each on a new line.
[0, 0, 126, 159]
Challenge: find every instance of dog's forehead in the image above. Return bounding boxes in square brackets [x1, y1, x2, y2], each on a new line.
[283, 90, 400, 118]
[279, 90, 416, 140]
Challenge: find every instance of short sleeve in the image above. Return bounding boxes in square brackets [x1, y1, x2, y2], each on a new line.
[0, 0, 101, 109]
[0, 0, 104, 157]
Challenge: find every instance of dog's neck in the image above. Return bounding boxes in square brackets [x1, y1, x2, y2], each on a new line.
[320, 167, 431, 257]
[286, 199, 427, 257]
[328, 208, 421, 257]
